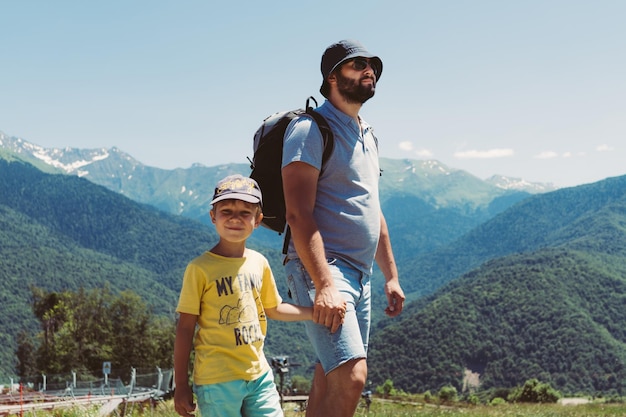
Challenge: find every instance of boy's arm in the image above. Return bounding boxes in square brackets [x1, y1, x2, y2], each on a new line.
[174, 313, 198, 417]
[265, 302, 315, 322]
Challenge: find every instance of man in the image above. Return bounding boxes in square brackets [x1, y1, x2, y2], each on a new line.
[282, 39, 406, 417]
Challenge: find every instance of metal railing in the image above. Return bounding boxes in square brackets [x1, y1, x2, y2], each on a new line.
[0, 367, 173, 416]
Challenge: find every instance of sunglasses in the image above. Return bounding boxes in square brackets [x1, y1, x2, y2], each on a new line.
[347, 58, 380, 77]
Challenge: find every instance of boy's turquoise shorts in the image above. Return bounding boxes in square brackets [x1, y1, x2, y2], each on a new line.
[194, 369, 282, 417]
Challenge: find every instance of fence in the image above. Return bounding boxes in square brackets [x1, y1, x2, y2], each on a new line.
[0, 368, 173, 416]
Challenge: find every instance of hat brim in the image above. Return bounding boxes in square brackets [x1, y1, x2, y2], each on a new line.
[210, 193, 262, 206]
[330, 53, 382, 77]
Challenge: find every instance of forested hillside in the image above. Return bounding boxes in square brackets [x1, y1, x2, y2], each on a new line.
[399, 175, 626, 297]
[377, 159, 532, 263]
[0, 160, 314, 379]
[369, 175, 626, 394]
[4, 156, 626, 396]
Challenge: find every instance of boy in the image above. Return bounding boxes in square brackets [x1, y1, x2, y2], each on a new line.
[174, 174, 323, 417]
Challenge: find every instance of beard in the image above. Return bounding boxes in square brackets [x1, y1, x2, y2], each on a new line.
[336, 72, 376, 104]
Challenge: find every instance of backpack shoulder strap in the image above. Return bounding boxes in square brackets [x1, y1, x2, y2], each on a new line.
[304, 96, 334, 166]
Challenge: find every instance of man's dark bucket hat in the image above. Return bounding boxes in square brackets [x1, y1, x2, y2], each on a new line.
[320, 39, 383, 98]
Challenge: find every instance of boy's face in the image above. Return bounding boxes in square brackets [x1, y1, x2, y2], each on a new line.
[210, 199, 262, 243]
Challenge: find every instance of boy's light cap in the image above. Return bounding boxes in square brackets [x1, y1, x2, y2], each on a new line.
[210, 175, 263, 207]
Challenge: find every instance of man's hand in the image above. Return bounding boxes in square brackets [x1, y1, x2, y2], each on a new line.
[174, 383, 196, 417]
[313, 286, 347, 333]
[384, 280, 405, 317]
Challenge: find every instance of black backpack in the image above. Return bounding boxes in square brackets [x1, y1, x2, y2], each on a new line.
[249, 97, 334, 240]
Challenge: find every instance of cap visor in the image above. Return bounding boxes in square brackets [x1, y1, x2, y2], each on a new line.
[210, 193, 261, 206]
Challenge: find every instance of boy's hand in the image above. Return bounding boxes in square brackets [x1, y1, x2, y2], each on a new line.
[174, 384, 196, 417]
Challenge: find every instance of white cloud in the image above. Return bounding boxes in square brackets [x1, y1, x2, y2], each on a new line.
[454, 148, 514, 159]
[534, 151, 559, 159]
[398, 141, 413, 151]
[398, 141, 433, 158]
[597, 144, 614, 152]
[415, 149, 434, 158]
[535, 150, 586, 159]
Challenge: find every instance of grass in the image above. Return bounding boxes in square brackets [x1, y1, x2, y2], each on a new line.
[10, 397, 626, 417]
[281, 398, 626, 417]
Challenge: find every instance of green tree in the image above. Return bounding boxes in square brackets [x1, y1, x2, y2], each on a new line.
[376, 379, 395, 398]
[15, 331, 36, 380]
[509, 378, 561, 403]
[20, 286, 174, 380]
[148, 315, 176, 368]
[71, 286, 114, 372]
[110, 290, 152, 372]
[31, 288, 70, 350]
[423, 390, 433, 403]
[290, 375, 311, 394]
[438, 385, 458, 403]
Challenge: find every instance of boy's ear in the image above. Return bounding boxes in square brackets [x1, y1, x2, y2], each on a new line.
[255, 212, 263, 228]
[209, 209, 216, 224]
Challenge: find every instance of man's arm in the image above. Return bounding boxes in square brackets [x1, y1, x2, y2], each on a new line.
[375, 212, 405, 317]
[282, 161, 346, 333]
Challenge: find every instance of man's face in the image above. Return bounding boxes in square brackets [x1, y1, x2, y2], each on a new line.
[335, 58, 378, 104]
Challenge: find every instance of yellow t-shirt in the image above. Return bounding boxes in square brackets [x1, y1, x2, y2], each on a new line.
[176, 249, 281, 385]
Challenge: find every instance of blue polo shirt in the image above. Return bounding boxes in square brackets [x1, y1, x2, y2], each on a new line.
[282, 100, 381, 274]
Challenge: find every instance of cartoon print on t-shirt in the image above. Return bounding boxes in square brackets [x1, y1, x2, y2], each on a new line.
[219, 296, 260, 325]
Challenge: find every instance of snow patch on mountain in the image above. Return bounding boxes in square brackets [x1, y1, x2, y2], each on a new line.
[486, 175, 558, 193]
[32, 148, 110, 174]
[1, 133, 115, 174]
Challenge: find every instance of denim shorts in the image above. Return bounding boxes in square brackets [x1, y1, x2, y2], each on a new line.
[285, 257, 371, 374]
[194, 369, 282, 417]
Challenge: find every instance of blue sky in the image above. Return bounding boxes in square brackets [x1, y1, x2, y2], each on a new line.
[2, 1, 625, 188]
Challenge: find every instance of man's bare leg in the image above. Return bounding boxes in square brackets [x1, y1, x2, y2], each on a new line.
[306, 358, 367, 417]
[304, 364, 326, 417]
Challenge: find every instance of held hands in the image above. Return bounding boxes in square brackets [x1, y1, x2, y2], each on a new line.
[384, 280, 405, 317]
[174, 383, 196, 417]
[313, 286, 347, 333]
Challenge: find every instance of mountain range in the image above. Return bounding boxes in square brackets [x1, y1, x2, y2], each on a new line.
[2, 131, 626, 395]
[0, 131, 554, 256]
